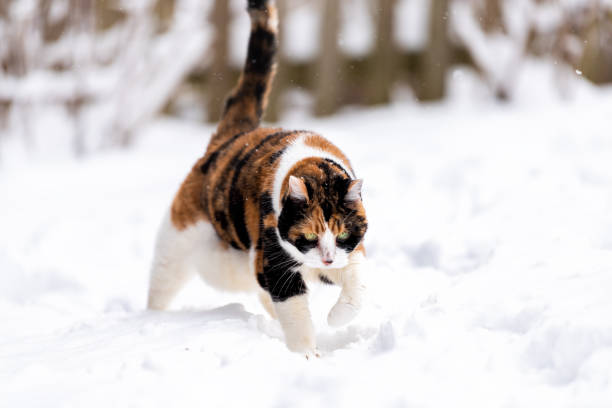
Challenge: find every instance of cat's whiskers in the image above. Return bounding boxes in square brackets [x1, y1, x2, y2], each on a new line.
[271, 267, 297, 295]
[278, 270, 296, 298]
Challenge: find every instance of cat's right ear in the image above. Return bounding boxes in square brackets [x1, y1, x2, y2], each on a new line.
[345, 179, 363, 203]
[288, 175, 309, 202]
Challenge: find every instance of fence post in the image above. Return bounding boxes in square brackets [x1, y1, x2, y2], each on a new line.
[419, 0, 449, 101]
[314, 0, 341, 116]
[207, 0, 232, 122]
[366, 0, 397, 105]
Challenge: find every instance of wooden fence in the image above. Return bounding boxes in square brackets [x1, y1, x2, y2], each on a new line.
[1, 0, 611, 154]
[168, 0, 612, 122]
[181, 0, 468, 122]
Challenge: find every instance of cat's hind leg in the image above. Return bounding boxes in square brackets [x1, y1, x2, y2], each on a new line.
[147, 213, 195, 310]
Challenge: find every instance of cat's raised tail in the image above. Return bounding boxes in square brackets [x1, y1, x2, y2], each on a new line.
[215, 0, 278, 139]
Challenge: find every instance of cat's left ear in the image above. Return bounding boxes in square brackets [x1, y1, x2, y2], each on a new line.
[345, 179, 363, 203]
[288, 175, 309, 202]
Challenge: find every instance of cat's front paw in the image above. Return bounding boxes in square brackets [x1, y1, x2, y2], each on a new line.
[285, 337, 319, 359]
[327, 299, 361, 327]
[284, 330, 317, 356]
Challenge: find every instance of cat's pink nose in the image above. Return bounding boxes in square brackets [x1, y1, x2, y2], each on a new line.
[322, 258, 333, 266]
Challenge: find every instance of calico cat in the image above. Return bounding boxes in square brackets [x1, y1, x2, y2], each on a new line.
[147, 0, 368, 357]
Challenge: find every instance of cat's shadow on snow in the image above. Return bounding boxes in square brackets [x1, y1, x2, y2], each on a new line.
[316, 325, 378, 352]
[145, 303, 374, 353]
[143, 303, 254, 326]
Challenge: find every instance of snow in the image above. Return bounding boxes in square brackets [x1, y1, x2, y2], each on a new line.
[2, 69, 612, 407]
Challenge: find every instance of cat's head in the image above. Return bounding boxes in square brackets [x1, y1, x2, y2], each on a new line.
[277, 162, 367, 269]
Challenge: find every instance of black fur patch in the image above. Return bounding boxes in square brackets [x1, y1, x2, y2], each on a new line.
[248, 0, 268, 10]
[200, 131, 247, 174]
[256, 272, 267, 289]
[323, 158, 351, 179]
[223, 95, 238, 115]
[200, 151, 219, 174]
[254, 81, 266, 118]
[278, 193, 318, 253]
[227, 138, 255, 248]
[214, 211, 228, 229]
[336, 217, 368, 253]
[262, 227, 306, 302]
[268, 147, 286, 164]
[278, 197, 308, 241]
[228, 194, 250, 249]
[303, 179, 315, 201]
[263, 226, 281, 246]
[259, 192, 274, 216]
[336, 233, 362, 252]
[316, 160, 334, 181]
[268, 269, 306, 302]
[294, 236, 318, 253]
[245, 28, 277, 75]
[319, 274, 334, 285]
[209, 145, 247, 247]
[320, 198, 333, 221]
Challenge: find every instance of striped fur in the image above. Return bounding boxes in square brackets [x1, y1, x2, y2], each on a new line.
[148, 0, 368, 356]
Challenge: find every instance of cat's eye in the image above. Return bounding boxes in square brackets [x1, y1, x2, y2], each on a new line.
[337, 231, 350, 241]
[304, 232, 318, 241]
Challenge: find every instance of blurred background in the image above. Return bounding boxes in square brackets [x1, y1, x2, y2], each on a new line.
[3, 2, 612, 403]
[1, 0, 611, 156]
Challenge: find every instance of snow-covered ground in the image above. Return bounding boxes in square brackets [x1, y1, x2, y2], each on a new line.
[2, 68, 612, 407]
